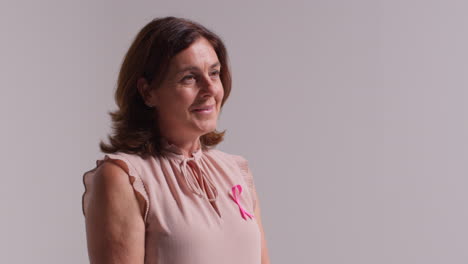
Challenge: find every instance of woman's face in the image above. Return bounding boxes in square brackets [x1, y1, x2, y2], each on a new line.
[143, 37, 224, 140]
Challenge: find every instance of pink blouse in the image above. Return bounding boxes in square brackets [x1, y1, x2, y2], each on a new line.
[81, 137, 261, 264]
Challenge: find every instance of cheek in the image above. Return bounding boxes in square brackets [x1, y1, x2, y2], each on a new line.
[173, 91, 195, 107]
[216, 85, 224, 101]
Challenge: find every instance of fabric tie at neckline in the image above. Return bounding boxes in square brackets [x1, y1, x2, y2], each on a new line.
[180, 158, 218, 202]
[160, 137, 218, 202]
[230, 184, 254, 220]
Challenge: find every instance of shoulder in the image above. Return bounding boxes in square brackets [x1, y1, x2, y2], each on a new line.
[205, 148, 249, 170]
[83, 151, 149, 221]
[98, 151, 149, 175]
[82, 156, 139, 218]
[205, 147, 244, 160]
[92, 155, 137, 194]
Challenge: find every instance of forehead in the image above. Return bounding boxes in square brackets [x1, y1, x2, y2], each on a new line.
[169, 37, 219, 71]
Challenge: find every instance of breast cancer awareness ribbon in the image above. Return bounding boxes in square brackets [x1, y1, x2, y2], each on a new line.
[230, 184, 254, 220]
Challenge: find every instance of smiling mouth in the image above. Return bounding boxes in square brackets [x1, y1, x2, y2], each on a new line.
[191, 104, 215, 112]
[191, 105, 215, 114]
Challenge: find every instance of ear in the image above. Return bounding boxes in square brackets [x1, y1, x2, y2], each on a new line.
[137, 77, 154, 107]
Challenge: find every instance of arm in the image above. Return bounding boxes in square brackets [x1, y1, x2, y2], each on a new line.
[84, 160, 145, 263]
[254, 192, 271, 264]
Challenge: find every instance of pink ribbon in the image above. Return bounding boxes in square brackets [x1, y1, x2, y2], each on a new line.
[230, 184, 254, 220]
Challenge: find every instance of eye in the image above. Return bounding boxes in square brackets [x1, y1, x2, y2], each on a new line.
[210, 70, 220, 77]
[181, 74, 196, 83]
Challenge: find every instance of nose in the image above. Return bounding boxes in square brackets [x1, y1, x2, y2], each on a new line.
[199, 73, 217, 95]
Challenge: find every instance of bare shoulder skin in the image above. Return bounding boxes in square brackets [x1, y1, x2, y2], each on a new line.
[84, 160, 145, 264]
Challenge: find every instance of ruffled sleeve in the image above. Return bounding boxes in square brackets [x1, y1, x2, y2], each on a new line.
[81, 153, 150, 223]
[231, 154, 258, 212]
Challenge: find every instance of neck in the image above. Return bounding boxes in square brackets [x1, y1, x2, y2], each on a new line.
[161, 134, 202, 158]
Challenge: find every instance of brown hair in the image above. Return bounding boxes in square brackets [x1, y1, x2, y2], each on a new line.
[99, 16, 232, 159]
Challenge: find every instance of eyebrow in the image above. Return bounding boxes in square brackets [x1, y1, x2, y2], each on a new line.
[175, 62, 221, 75]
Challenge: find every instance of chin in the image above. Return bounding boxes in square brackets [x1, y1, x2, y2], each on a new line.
[195, 122, 217, 134]
[202, 124, 217, 133]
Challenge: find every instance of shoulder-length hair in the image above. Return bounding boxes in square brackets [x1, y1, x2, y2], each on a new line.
[99, 16, 232, 159]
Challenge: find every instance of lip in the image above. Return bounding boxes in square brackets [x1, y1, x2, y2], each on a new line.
[191, 104, 215, 111]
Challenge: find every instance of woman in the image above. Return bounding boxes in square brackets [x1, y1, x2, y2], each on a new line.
[81, 16, 271, 264]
